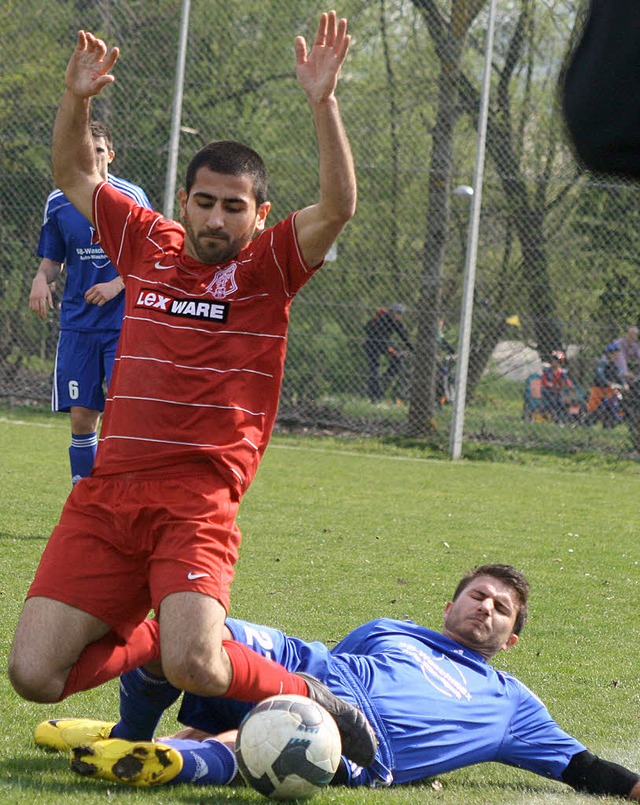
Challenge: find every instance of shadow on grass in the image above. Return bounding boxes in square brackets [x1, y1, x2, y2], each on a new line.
[0, 532, 48, 542]
[0, 754, 257, 802]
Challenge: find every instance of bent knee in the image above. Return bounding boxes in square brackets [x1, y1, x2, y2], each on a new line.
[163, 656, 228, 697]
[8, 656, 64, 703]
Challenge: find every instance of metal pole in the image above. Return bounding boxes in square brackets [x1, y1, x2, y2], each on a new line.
[163, 0, 191, 219]
[449, 0, 497, 460]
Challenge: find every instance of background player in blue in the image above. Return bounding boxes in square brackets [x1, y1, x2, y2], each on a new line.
[35, 564, 640, 798]
[29, 120, 151, 484]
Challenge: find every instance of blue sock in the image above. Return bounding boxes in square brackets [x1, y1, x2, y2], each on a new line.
[110, 667, 181, 741]
[69, 432, 98, 484]
[165, 738, 237, 786]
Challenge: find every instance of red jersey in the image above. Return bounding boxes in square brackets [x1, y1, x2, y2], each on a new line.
[91, 182, 319, 493]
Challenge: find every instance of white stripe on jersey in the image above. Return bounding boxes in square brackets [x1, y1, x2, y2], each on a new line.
[107, 395, 266, 417]
[116, 354, 274, 379]
[123, 314, 286, 340]
[127, 272, 270, 303]
[98, 435, 250, 484]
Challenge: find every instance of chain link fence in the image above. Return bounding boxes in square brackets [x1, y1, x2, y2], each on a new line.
[2, 0, 639, 456]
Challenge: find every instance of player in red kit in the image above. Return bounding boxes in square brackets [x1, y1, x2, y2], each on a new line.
[9, 12, 377, 768]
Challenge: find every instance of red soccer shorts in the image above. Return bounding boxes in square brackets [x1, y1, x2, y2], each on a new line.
[27, 462, 242, 628]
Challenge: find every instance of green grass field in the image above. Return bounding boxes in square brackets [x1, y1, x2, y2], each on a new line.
[1, 406, 639, 804]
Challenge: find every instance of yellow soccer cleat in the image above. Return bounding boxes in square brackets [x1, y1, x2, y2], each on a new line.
[34, 718, 116, 752]
[71, 739, 183, 786]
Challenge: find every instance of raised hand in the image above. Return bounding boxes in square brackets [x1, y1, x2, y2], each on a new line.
[295, 11, 350, 104]
[65, 30, 119, 98]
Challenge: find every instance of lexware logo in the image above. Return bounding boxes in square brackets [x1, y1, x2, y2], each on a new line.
[135, 290, 229, 322]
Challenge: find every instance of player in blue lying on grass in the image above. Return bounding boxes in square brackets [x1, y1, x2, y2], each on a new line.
[35, 564, 640, 798]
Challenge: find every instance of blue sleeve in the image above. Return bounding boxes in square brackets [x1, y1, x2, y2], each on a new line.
[37, 202, 66, 263]
[499, 680, 586, 780]
[109, 176, 153, 210]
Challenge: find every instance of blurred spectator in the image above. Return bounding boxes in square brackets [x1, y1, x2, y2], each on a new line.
[612, 326, 640, 387]
[586, 343, 624, 428]
[364, 303, 412, 403]
[540, 350, 574, 423]
[436, 317, 456, 406]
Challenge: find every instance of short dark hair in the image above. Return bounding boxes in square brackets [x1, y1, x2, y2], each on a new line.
[90, 120, 113, 150]
[452, 564, 530, 635]
[185, 140, 268, 206]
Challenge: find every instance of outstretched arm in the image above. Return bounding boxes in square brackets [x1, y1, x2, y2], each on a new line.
[293, 11, 356, 267]
[562, 750, 640, 799]
[52, 31, 119, 223]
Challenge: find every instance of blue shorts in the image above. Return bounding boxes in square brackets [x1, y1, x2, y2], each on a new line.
[52, 329, 120, 412]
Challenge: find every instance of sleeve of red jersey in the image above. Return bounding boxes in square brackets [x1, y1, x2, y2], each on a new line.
[262, 212, 324, 298]
[91, 182, 154, 279]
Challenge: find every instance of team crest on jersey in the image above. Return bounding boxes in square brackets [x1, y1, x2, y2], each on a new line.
[206, 263, 238, 299]
[135, 289, 229, 322]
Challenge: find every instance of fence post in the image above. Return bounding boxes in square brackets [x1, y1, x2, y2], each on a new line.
[449, 0, 497, 460]
[163, 0, 191, 219]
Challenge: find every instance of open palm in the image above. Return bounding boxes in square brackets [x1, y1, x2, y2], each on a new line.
[295, 11, 350, 104]
[66, 31, 119, 98]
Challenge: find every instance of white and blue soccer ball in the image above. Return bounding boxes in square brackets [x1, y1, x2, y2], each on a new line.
[235, 694, 342, 801]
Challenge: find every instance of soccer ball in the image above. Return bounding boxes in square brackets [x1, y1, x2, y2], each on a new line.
[235, 694, 342, 800]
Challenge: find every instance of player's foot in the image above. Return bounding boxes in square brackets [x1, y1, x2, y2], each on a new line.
[71, 739, 183, 786]
[295, 672, 378, 767]
[34, 718, 116, 752]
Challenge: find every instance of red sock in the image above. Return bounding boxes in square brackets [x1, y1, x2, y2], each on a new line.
[223, 640, 309, 701]
[60, 618, 160, 701]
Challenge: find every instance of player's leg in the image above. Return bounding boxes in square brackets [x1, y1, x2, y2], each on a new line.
[9, 597, 159, 704]
[147, 468, 377, 766]
[69, 406, 100, 483]
[147, 467, 306, 698]
[10, 478, 157, 702]
[8, 597, 110, 702]
[109, 665, 182, 741]
[157, 590, 306, 697]
[54, 330, 105, 483]
[70, 734, 238, 787]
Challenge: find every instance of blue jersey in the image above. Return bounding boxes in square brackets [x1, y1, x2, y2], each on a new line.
[178, 617, 585, 789]
[37, 175, 151, 331]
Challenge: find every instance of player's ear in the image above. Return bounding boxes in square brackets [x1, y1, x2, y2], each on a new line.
[107, 149, 115, 164]
[254, 201, 271, 232]
[178, 189, 187, 218]
[501, 633, 518, 652]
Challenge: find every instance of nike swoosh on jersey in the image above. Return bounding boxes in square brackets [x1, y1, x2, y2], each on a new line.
[187, 571, 211, 580]
[154, 260, 177, 270]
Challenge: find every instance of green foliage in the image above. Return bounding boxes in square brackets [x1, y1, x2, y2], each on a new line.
[283, 295, 360, 402]
[2, 1, 639, 451]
